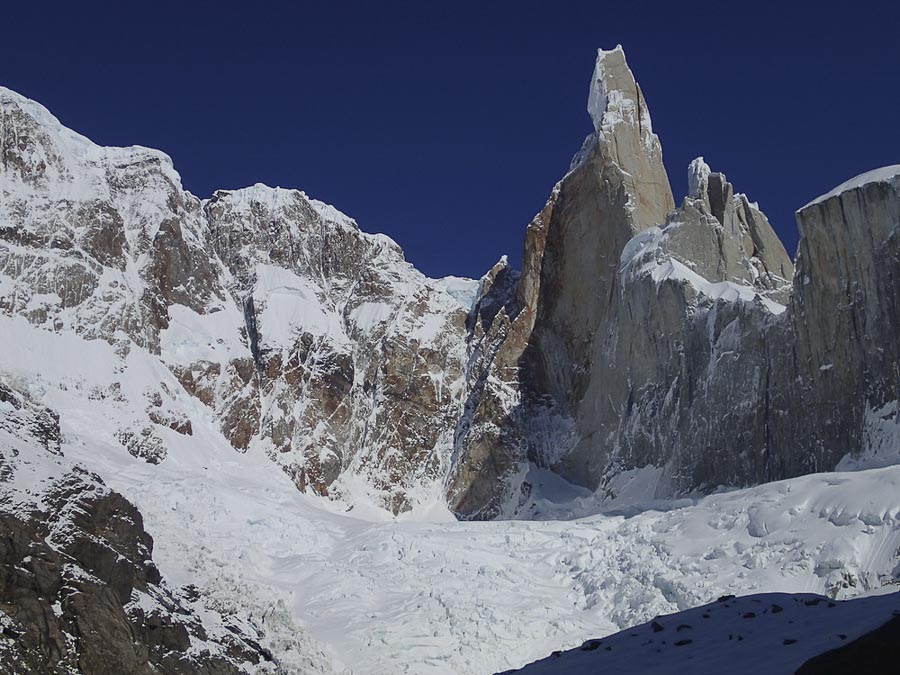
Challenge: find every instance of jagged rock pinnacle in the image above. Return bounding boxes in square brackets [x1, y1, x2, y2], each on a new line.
[688, 156, 712, 199]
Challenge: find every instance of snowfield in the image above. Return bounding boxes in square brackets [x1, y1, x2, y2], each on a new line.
[2, 312, 899, 674]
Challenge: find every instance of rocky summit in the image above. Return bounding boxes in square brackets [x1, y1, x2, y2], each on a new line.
[1, 46, 898, 523]
[448, 47, 898, 518]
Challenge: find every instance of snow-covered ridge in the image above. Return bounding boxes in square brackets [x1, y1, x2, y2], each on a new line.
[0, 84, 179, 179]
[620, 224, 787, 315]
[802, 164, 900, 208]
[0, 84, 454, 291]
[208, 183, 360, 235]
[1, 81, 478, 515]
[652, 256, 787, 315]
[1, 85, 107, 157]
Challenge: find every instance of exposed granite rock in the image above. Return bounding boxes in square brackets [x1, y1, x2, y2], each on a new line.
[447, 51, 898, 518]
[785, 169, 900, 474]
[448, 256, 528, 518]
[584, 45, 675, 229]
[680, 157, 793, 299]
[450, 46, 678, 517]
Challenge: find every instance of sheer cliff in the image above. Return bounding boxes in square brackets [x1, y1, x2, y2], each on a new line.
[446, 48, 898, 518]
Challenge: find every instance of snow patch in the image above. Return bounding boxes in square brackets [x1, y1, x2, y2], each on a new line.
[802, 164, 900, 208]
[619, 226, 787, 315]
[160, 304, 249, 367]
[253, 264, 349, 347]
[652, 258, 787, 315]
[437, 275, 480, 310]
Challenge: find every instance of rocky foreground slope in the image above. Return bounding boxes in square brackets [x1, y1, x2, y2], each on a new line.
[0, 383, 275, 673]
[1, 46, 898, 520]
[504, 590, 900, 675]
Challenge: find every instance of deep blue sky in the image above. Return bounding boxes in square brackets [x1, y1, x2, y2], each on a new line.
[4, 1, 898, 279]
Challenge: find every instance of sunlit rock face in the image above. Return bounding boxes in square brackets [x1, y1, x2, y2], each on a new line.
[446, 50, 898, 519]
[202, 184, 472, 511]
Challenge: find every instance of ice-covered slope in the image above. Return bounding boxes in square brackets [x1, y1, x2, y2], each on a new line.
[2, 309, 900, 672]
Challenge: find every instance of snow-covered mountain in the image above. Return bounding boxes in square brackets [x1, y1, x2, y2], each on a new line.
[2, 46, 897, 520]
[1, 43, 898, 674]
[0, 83, 477, 515]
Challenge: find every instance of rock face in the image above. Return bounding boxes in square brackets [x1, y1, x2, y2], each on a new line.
[0, 383, 272, 674]
[786, 168, 900, 474]
[447, 49, 899, 518]
[202, 186, 470, 511]
[449, 46, 678, 517]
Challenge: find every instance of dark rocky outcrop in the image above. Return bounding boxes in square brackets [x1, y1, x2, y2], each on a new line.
[796, 615, 900, 674]
[501, 591, 900, 674]
[0, 385, 272, 673]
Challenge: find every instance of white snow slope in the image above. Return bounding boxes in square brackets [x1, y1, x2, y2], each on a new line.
[2, 312, 900, 674]
[802, 164, 900, 208]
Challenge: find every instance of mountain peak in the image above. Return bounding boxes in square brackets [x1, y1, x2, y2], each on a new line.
[587, 45, 653, 138]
